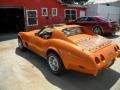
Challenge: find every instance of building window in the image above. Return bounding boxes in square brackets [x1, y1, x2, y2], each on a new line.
[42, 8, 48, 16]
[26, 10, 38, 26]
[65, 9, 77, 20]
[80, 11, 85, 17]
[52, 8, 57, 16]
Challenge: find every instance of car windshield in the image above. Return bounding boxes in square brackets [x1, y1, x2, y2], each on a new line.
[62, 27, 83, 37]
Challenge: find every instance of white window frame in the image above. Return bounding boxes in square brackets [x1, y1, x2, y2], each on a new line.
[64, 9, 77, 21]
[42, 8, 48, 16]
[26, 10, 38, 26]
[52, 8, 57, 16]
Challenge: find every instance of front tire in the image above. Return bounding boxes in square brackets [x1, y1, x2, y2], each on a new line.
[18, 37, 25, 51]
[48, 53, 65, 75]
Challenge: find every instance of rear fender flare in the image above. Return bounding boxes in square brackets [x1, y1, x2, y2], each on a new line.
[46, 47, 60, 56]
[46, 47, 69, 69]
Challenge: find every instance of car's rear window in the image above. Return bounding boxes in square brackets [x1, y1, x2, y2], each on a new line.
[99, 17, 110, 21]
[62, 27, 83, 37]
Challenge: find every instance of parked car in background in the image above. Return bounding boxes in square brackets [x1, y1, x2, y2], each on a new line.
[67, 16, 119, 35]
[18, 25, 120, 76]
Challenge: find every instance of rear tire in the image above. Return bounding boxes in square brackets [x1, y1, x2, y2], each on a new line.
[92, 26, 103, 35]
[48, 53, 65, 75]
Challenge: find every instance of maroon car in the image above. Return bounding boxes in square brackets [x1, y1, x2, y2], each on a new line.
[68, 16, 119, 35]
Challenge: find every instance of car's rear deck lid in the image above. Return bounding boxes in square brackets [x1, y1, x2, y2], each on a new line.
[74, 35, 112, 52]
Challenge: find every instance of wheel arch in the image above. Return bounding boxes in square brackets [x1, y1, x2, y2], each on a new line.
[18, 35, 21, 39]
[47, 47, 66, 75]
[18, 34, 27, 47]
[46, 47, 60, 57]
[46, 47, 68, 69]
[18, 33, 23, 40]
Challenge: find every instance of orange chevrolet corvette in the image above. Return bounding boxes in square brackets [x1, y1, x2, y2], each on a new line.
[18, 24, 120, 76]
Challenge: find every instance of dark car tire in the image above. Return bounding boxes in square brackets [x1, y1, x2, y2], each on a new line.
[48, 53, 65, 75]
[92, 26, 103, 35]
[18, 37, 26, 51]
[111, 32, 116, 36]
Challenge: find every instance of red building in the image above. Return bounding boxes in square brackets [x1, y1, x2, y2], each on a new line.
[0, 0, 86, 32]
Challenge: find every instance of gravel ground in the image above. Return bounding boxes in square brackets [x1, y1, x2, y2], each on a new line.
[0, 32, 120, 90]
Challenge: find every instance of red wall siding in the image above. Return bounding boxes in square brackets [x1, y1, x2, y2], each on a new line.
[0, 0, 86, 31]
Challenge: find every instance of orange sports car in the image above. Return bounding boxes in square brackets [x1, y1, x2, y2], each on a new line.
[18, 24, 120, 76]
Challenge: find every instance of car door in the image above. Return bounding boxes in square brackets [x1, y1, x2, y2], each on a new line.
[32, 35, 47, 56]
[85, 17, 97, 29]
[30, 28, 53, 56]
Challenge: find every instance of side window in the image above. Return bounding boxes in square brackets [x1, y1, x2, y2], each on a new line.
[52, 8, 57, 16]
[77, 17, 87, 22]
[38, 28, 53, 39]
[26, 10, 38, 26]
[65, 9, 77, 20]
[42, 8, 48, 16]
[87, 17, 96, 21]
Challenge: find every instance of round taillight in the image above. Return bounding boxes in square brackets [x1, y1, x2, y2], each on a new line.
[100, 55, 105, 61]
[95, 57, 100, 64]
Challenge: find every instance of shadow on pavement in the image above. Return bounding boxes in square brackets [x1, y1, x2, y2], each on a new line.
[15, 48, 120, 90]
[103, 34, 120, 39]
[0, 33, 17, 41]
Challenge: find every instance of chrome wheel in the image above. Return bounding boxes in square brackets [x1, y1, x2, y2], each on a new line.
[48, 55, 59, 72]
[18, 39, 23, 49]
[48, 53, 65, 75]
[18, 38, 25, 50]
[93, 26, 102, 35]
